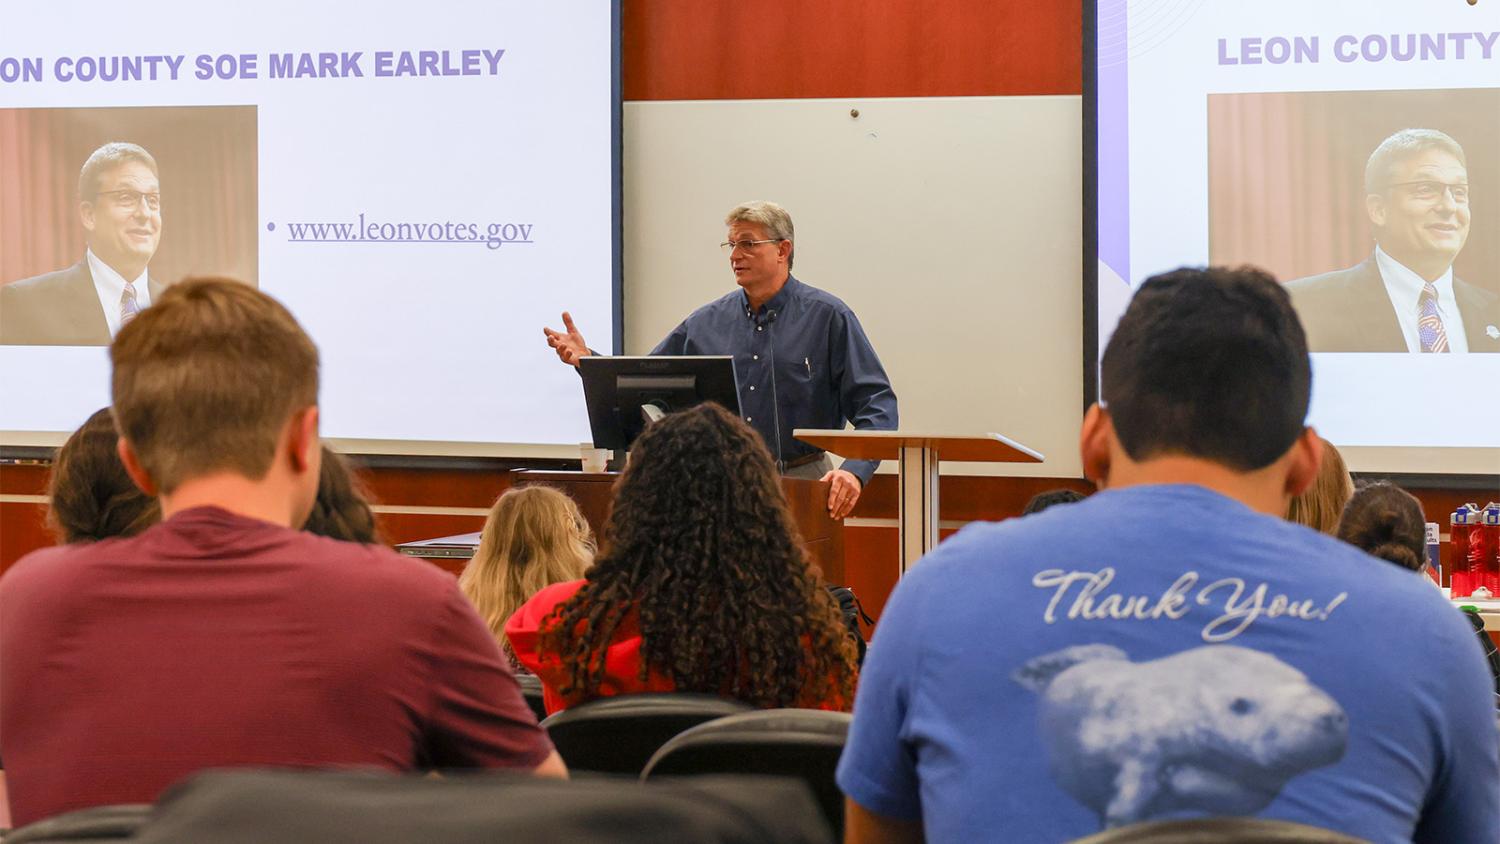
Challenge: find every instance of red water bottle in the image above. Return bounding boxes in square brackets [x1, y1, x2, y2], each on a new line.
[1480, 502, 1500, 588]
[1449, 504, 1482, 597]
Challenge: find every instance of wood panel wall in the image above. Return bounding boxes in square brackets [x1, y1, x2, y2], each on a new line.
[6, 457, 1496, 627]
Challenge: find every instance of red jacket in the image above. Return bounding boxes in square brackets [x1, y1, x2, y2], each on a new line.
[505, 579, 852, 715]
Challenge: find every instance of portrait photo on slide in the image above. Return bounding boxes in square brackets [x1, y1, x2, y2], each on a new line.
[0, 105, 258, 346]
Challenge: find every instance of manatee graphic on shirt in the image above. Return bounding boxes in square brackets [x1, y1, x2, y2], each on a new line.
[1012, 644, 1348, 828]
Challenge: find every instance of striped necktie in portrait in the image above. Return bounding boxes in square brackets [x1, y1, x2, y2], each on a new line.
[120, 282, 141, 328]
[1417, 282, 1449, 353]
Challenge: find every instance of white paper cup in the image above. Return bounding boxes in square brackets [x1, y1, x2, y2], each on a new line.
[580, 443, 609, 473]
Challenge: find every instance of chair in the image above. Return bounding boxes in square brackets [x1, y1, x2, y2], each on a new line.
[4, 804, 151, 843]
[126, 769, 833, 843]
[514, 672, 547, 722]
[1067, 817, 1371, 843]
[642, 709, 851, 839]
[540, 693, 752, 775]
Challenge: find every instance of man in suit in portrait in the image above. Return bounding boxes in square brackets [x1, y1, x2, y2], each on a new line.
[1287, 128, 1500, 353]
[1, 142, 168, 346]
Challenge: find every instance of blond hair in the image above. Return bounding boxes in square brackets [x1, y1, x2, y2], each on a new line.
[110, 277, 318, 494]
[1286, 437, 1353, 535]
[459, 486, 595, 659]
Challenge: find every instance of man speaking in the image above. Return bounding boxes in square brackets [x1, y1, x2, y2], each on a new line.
[1, 142, 166, 346]
[544, 201, 898, 520]
[1287, 129, 1499, 353]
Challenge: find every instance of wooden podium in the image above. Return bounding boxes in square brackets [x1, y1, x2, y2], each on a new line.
[512, 470, 846, 584]
[793, 430, 1043, 575]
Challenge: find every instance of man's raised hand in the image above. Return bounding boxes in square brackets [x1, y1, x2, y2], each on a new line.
[542, 311, 591, 367]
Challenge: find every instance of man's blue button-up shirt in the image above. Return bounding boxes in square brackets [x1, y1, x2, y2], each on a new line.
[650, 276, 898, 486]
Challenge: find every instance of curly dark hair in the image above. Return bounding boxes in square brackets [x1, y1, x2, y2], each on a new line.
[1336, 481, 1427, 572]
[47, 407, 159, 543]
[302, 447, 382, 544]
[539, 402, 857, 708]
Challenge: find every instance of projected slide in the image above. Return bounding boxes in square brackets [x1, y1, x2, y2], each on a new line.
[0, 1, 616, 452]
[1093, 0, 1499, 469]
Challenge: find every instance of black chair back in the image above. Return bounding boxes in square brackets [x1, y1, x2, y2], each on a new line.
[515, 672, 547, 721]
[642, 709, 851, 839]
[1067, 817, 1371, 843]
[128, 769, 832, 843]
[540, 693, 752, 775]
[5, 804, 151, 843]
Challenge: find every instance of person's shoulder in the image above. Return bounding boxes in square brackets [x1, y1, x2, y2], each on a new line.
[788, 277, 856, 315]
[0, 543, 87, 592]
[897, 499, 1086, 590]
[687, 289, 748, 320]
[302, 533, 457, 593]
[229, 525, 462, 616]
[506, 578, 587, 637]
[524, 579, 587, 615]
[1284, 258, 1375, 300]
[0, 536, 138, 605]
[1454, 275, 1499, 310]
[1, 261, 89, 300]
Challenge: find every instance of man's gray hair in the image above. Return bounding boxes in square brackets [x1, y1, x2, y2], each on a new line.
[1364, 129, 1465, 195]
[78, 142, 158, 200]
[726, 200, 795, 269]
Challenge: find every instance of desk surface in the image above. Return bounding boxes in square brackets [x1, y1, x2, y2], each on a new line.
[396, 531, 482, 560]
[1454, 598, 1500, 631]
[793, 429, 1042, 463]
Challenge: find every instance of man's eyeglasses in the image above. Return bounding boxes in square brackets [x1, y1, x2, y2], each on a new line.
[96, 189, 161, 212]
[1387, 180, 1469, 205]
[720, 238, 782, 253]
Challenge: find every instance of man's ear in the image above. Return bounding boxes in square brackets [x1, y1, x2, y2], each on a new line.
[777, 239, 793, 265]
[1284, 427, 1324, 498]
[116, 436, 158, 497]
[80, 200, 97, 235]
[288, 406, 320, 474]
[1079, 403, 1114, 488]
[1365, 193, 1386, 228]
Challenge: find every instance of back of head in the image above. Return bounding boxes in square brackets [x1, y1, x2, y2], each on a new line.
[1286, 438, 1354, 535]
[543, 402, 855, 708]
[47, 407, 160, 543]
[302, 446, 381, 544]
[459, 485, 595, 644]
[110, 277, 319, 495]
[1101, 266, 1310, 471]
[1336, 482, 1427, 572]
[1023, 488, 1087, 515]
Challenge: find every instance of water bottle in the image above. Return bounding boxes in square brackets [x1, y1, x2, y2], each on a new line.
[1450, 504, 1481, 597]
[1480, 502, 1500, 580]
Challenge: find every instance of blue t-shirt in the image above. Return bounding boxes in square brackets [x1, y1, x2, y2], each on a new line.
[837, 484, 1499, 844]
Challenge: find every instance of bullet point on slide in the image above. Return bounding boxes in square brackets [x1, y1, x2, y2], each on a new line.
[266, 222, 276, 231]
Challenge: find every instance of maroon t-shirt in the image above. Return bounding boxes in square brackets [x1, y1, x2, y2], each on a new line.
[0, 506, 553, 826]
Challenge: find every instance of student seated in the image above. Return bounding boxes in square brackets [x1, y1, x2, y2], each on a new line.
[46, 406, 159, 543]
[1337, 482, 1500, 700]
[1285, 436, 1352, 535]
[838, 267, 1497, 844]
[302, 446, 382, 544]
[0, 278, 563, 828]
[506, 403, 858, 715]
[1021, 488, 1087, 515]
[1336, 482, 1427, 573]
[460, 485, 595, 671]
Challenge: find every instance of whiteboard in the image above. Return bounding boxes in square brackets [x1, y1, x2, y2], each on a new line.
[622, 95, 1084, 477]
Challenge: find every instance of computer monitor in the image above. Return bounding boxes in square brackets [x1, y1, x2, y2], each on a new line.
[579, 356, 742, 451]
